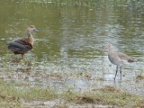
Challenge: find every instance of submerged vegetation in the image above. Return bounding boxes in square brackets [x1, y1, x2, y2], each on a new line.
[0, 54, 143, 107]
[0, 55, 143, 107]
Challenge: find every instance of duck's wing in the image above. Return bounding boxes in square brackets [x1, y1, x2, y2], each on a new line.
[7, 38, 32, 54]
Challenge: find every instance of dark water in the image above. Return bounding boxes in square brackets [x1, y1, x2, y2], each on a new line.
[0, 0, 144, 95]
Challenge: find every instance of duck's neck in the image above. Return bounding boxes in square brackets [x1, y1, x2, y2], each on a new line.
[27, 32, 34, 45]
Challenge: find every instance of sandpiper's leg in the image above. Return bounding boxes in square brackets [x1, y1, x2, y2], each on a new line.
[114, 65, 118, 80]
[120, 67, 122, 80]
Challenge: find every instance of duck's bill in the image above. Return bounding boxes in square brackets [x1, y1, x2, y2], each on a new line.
[33, 29, 39, 32]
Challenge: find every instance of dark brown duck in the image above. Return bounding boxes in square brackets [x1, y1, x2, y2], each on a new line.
[6, 25, 38, 58]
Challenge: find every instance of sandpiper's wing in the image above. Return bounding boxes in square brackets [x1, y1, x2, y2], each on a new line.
[117, 52, 136, 62]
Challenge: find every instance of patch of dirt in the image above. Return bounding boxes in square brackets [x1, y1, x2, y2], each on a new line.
[100, 85, 120, 92]
[136, 75, 144, 82]
[76, 96, 96, 104]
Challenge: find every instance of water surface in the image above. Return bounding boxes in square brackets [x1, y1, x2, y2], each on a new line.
[0, 0, 144, 95]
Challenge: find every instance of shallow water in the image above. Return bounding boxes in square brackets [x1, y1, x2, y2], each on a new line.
[0, 0, 144, 95]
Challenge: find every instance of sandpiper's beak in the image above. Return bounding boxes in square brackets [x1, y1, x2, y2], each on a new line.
[33, 28, 39, 32]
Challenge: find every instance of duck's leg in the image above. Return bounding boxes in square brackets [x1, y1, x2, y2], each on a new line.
[120, 67, 122, 80]
[114, 65, 118, 80]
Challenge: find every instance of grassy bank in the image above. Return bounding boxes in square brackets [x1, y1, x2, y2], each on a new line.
[0, 78, 143, 108]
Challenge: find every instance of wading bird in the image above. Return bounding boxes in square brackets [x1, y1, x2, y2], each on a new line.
[6, 25, 38, 58]
[104, 44, 137, 80]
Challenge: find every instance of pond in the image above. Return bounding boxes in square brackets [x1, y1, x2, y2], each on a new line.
[0, 0, 144, 95]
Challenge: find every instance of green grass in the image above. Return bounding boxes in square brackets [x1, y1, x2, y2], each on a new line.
[0, 79, 57, 107]
[0, 79, 144, 107]
[0, 80, 57, 101]
[62, 86, 144, 107]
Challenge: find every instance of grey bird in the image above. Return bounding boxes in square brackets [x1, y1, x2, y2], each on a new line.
[104, 44, 137, 80]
